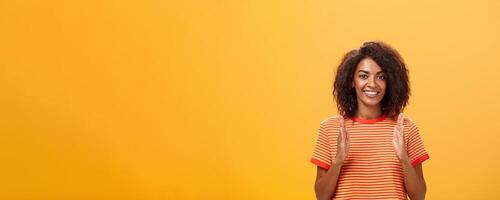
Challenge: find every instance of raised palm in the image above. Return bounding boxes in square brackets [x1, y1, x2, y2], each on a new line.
[335, 116, 350, 165]
[392, 113, 409, 162]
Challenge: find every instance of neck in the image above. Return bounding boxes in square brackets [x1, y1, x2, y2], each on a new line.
[355, 104, 383, 120]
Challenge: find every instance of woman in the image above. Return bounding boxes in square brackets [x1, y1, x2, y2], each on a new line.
[310, 41, 429, 200]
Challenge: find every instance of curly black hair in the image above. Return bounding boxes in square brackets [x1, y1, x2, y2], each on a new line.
[333, 41, 410, 120]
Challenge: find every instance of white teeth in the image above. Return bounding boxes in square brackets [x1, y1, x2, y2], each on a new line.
[364, 91, 378, 97]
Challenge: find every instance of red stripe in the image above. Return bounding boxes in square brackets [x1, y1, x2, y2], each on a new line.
[411, 153, 429, 167]
[310, 157, 330, 170]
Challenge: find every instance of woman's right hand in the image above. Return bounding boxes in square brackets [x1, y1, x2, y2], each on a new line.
[334, 116, 349, 165]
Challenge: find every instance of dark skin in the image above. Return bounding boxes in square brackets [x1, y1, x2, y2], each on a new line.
[314, 58, 427, 200]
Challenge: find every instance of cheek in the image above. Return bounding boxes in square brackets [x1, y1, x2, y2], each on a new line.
[353, 79, 364, 88]
[380, 82, 387, 93]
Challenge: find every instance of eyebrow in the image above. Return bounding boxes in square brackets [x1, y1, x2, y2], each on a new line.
[358, 70, 384, 74]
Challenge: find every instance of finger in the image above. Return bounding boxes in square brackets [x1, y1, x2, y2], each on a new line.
[396, 113, 404, 132]
[398, 113, 404, 126]
[339, 116, 345, 130]
[393, 128, 401, 143]
[342, 118, 349, 143]
[338, 116, 344, 142]
[345, 125, 349, 142]
[392, 137, 398, 153]
[394, 125, 400, 136]
[346, 130, 350, 150]
[340, 116, 346, 136]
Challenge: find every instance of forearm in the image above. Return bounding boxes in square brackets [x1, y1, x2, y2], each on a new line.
[401, 160, 426, 200]
[315, 162, 343, 200]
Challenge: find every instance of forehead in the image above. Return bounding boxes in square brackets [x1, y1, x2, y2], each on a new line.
[356, 57, 383, 73]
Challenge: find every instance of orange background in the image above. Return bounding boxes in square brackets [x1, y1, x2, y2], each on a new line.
[1, 0, 500, 199]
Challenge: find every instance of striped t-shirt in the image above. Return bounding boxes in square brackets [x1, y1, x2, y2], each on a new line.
[310, 115, 429, 200]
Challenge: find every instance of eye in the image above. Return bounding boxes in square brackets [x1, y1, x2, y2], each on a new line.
[359, 74, 368, 79]
[377, 75, 385, 80]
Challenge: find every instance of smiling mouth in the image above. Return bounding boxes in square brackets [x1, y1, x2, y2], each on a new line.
[363, 90, 379, 97]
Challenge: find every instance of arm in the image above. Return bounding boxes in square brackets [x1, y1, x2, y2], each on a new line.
[393, 113, 427, 200]
[314, 116, 349, 200]
[401, 162, 426, 200]
[314, 163, 343, 200]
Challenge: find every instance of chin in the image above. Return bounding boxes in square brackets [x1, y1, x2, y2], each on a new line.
[360, 98, 383, 107]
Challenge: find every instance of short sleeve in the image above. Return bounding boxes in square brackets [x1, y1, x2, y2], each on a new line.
[405, 118, 430, 167]
[310, 119, 334, 170]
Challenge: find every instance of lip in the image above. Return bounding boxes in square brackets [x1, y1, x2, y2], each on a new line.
[363, 90, 379, 97]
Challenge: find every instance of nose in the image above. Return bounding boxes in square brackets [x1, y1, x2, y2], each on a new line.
[367, 76, 376, 88]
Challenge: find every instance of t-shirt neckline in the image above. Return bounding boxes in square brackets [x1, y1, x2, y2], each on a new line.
[350, 115, 387, 124]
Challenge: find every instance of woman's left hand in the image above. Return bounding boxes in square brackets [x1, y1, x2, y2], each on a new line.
[393, 113, 410, 162]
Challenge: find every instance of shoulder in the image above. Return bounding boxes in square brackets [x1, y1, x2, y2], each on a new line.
[319, 115, 341, 125]
[401, 116, 421, 135]
[402, 116, 419, 128]
[318, 115, 342, 131]
[388, 115, 418, 126]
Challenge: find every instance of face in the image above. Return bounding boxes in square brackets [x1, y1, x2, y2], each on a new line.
[352, 57, 386, 108]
